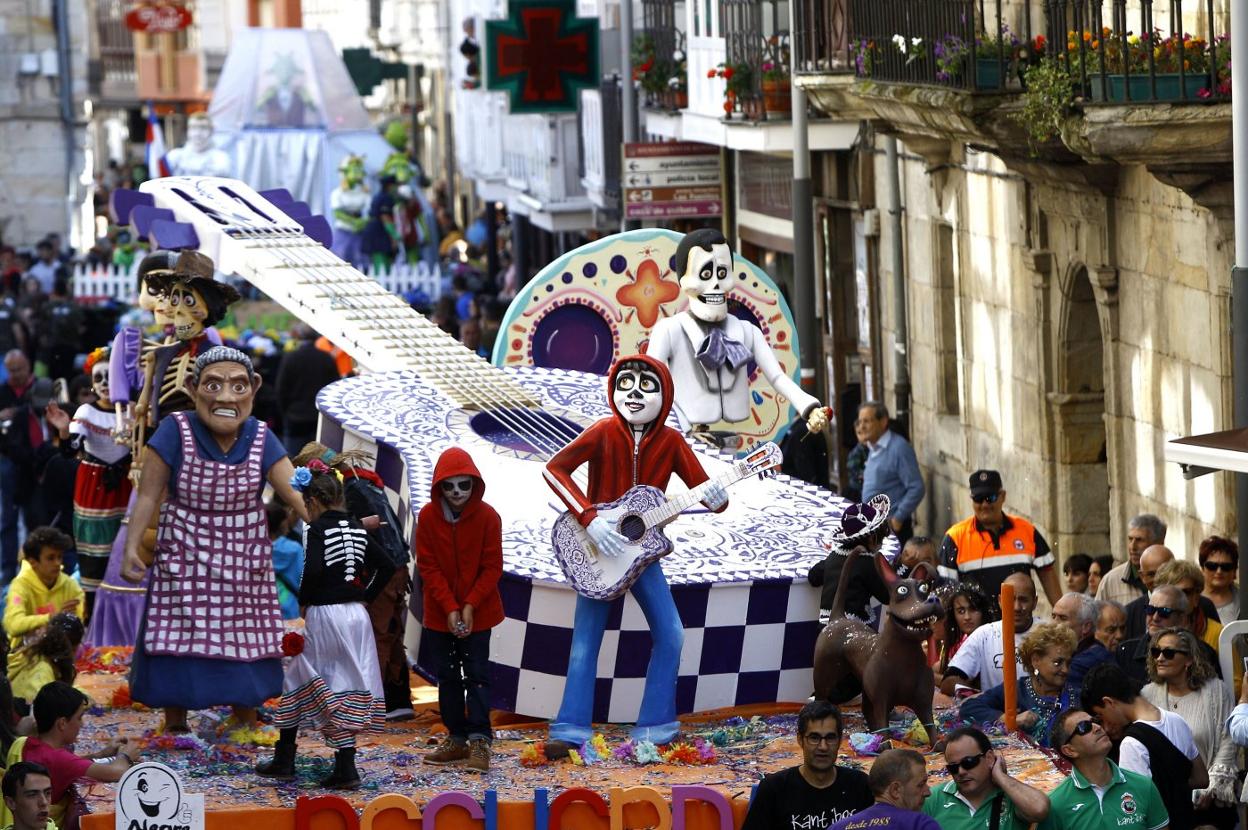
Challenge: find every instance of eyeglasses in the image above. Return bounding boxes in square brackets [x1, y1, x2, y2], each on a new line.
[1145, 605, 1179, 619]
[1062, 719, 1098, 745]
[802, 732, 840, 747]
[1149, 647, 1190, 660]
[440, 480, 473, 494]
[944, 752, 986, 776]
[1203, 561, 1237, 573]
[971, 493, 1000, 504]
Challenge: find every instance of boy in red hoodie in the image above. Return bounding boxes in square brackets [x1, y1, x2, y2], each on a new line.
[543, 355, 727, 754]
[417, 447, 503, 773]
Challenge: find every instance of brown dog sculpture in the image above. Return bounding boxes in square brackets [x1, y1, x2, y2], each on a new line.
[812, 546, 942, 743]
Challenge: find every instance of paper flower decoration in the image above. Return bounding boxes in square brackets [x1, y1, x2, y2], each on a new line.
[281, 631, 305, 657]
[290, 467, 313, 492]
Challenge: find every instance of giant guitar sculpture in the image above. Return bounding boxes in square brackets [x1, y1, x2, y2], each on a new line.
[108, 176, 873, 723]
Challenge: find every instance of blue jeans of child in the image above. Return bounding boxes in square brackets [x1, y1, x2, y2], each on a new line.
[550, 562, 683, 745]
[426, 628, 493, 742]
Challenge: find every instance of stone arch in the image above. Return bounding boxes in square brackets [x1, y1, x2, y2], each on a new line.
[1049, 262, 1111, 557]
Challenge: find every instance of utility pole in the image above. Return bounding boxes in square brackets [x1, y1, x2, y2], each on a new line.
[788, 2, 816, 397]
[619, 0, 635, 232]
[1232, 0, 1248, 617]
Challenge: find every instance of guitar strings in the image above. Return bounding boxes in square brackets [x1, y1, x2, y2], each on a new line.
[235, 225, 581, 461]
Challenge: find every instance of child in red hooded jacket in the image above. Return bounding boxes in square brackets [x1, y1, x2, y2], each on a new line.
[416, 447, 503, 773]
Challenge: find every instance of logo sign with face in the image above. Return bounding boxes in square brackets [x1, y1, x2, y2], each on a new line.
[612, 366, 663, 426]
[115, 762, 203, 830]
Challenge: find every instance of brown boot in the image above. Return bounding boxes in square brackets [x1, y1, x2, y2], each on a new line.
[465, 738, 490, 773]
[424, 736, 469, 765]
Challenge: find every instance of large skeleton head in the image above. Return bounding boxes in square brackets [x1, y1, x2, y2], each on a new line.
[186, 115, 215, 154]
[612, 362, 664, 426]
[677, 229, 736, 323]
[166, 280, 209, 341]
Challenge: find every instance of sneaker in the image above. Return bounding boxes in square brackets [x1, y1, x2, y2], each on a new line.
[385, 707, 416, 722]
[424, 737, 469, 765]
[465, 738, 490, 773]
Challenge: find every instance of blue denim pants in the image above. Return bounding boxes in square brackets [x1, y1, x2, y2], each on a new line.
[426, 628, 493, 742]
[550, 562, 683, 745]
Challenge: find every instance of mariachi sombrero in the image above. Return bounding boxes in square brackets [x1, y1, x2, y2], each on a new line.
[828, 493, 892, 547]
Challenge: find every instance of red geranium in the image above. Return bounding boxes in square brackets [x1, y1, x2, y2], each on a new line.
[281, 631, 305, 657]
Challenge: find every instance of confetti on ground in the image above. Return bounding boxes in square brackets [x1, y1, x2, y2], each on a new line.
[71, 670, 1064, 815]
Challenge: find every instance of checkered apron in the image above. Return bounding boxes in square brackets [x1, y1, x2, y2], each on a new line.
[143, 412, 282, 661]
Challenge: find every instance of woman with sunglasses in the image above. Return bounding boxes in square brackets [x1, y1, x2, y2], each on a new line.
[1198, 536, 1239, 625]
[1141, 626, 1239, 828]
[959, 622, 1076, 747]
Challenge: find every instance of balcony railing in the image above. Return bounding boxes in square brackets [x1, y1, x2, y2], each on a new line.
[503, 113, 587, 205]
[1045, 0, 1229, 102]
[639, 0, 688, 108]
[90, 0, 136, 99]
[794, 0, 849, 72]
[452, 88, 509, 183]
[847, 0, 1036, 91]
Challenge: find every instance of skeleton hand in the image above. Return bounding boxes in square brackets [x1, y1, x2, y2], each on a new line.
[587, 516, 628, 559]
[702, 482, 728, 511]
[806, 406, 830, 434]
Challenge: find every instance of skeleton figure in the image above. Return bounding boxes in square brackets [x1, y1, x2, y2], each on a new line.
[166, 114, 233, 178]
[646, 229, 829, 438]
[321, 521, 368, 581]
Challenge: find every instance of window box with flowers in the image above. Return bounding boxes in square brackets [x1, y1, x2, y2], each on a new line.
[1069, 28, 1230, 102]
[666, 36, 688, 109]
[710, 61, 755, 119]
[933, 26, 1019, 89]
[632, 34, 671, 106]
[761, 35, 791, 117]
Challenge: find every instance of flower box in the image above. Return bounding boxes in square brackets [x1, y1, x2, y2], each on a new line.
[975, 56, 1011, 90]
[761, 78, 791, 117]
[1088, 72, 1210, 102]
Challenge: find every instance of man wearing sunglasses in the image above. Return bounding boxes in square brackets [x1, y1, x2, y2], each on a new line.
[922, 726, 1049, 829]
[1081, 662, 1205, 829]
[740, 700, 872, 830]
[937, 470, 1061, 613]
[1113, 585, 1220, 687]
[1040, 709, 1169, 829]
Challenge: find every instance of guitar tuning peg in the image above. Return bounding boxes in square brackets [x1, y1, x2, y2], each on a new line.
[109, 189, 153, 225]
[149, 219, 200, 250]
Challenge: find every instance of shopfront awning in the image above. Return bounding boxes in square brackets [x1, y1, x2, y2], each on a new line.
[1164, 427, 1248, 478]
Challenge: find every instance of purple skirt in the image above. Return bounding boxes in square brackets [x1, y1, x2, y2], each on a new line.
[84, 490, 149, 647]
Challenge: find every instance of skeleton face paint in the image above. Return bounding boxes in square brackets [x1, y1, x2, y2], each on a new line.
[613, 367, 663, 426]
[91, 364, 110, 405]
[441, 474, 474, 509]
[681, 243, 735, 323]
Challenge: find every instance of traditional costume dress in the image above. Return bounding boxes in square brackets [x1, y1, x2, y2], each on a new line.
[68, 402, 131, 593]
[86, 327, 221, 647]
[271, 508, 388, 747]
[129, 411, 286, 708]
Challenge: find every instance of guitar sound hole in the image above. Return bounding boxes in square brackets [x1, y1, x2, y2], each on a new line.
[618, 514, 646, 542]
[468, 409, 583, 458]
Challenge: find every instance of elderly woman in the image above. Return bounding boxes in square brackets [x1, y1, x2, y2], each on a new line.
[959, 622, 1076, 747]
[122, 346, 309, 735]
[1141, 626, 1238, 828]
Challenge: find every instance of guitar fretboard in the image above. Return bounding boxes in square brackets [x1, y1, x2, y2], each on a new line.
[640, 464, 745, 528]
[229, 230, 539, 413]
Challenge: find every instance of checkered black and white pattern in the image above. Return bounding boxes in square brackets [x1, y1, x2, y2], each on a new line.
[317, 369, 891, 720]
[145, 413, 283, 661]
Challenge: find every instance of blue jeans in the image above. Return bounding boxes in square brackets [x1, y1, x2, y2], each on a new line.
[426, 628, 493, 742]
[551, 562, 683, 745]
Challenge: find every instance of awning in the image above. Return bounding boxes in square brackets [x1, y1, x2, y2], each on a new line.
[1164, 427, 1248, 478]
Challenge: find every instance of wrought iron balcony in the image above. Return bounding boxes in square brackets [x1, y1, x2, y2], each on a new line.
[578, 77, 623, 207]
[794, 0, 849, 72]
[1045, 0, 1229, 103]
[638, 0, 688, 109]
[90, 0, 137, 101]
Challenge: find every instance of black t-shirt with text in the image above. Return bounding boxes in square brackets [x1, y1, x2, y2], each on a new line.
[742, 766, 874, 830]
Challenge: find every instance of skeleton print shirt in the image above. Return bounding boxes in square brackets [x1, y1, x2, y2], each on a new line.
[299, 509, 394, 606]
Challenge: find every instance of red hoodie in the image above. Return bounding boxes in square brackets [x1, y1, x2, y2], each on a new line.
[416, 447, 504, 632]
[544, 353, 724, 526]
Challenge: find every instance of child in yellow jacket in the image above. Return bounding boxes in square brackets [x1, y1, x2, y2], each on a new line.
[4, 529, 84, 665]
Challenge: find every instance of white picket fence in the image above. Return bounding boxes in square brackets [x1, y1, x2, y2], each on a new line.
[70, 261, 445, 304]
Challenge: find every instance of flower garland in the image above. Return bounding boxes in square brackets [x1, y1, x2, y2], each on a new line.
[520, 735, 717, 768]
[76, 646, 133, 675]
[290, 459, 344, 492]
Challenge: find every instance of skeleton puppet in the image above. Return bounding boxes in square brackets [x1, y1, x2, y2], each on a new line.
[646, 229, 829, 436]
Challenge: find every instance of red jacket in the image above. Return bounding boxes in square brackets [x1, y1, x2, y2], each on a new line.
[544, 353, 724, 526]
[416, 447, 504, 632]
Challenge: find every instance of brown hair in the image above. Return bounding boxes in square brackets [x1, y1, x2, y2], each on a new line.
[292, 441, 375, 471]
[1019, 622, 1076, 670]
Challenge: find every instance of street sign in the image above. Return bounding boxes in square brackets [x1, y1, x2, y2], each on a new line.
[622, 141, 722, 220]
[124, 3, 193, 32]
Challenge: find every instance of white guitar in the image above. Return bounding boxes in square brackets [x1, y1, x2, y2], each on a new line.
[550, 442, 783, 600]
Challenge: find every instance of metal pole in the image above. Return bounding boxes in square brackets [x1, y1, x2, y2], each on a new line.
[885, 136, 911, 424]
[1232, 0, 1248, 618]
[54, 0, 76, 246]
[620, 0, 636, 232]
[789, 4, 817, 399]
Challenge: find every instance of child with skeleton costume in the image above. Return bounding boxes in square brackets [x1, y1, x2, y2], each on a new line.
[543, 355, 728, 752]
[257, 461, 392, 789]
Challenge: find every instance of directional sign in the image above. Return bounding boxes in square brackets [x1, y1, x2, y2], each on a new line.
[622, 142, 722, 220]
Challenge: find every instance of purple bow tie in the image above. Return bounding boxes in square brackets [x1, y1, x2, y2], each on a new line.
[696, 327, 752, 373]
